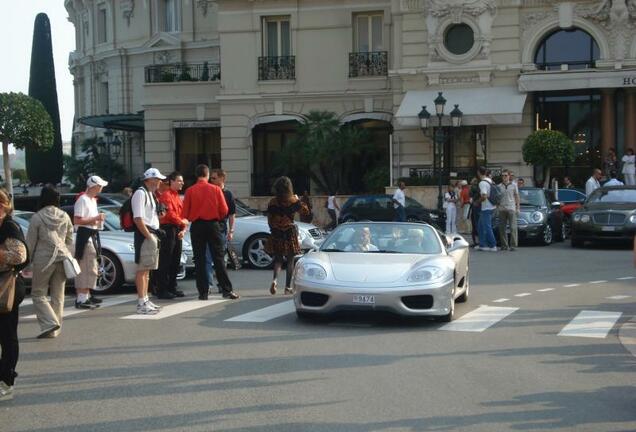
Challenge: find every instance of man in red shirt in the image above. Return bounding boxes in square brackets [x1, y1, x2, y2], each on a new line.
[154, 171, 188, 299]
[183, 164, 239, 300]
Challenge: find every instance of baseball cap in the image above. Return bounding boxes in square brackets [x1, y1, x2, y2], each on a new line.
[87, 175, 108, 188]
[143, 168, 166, 180]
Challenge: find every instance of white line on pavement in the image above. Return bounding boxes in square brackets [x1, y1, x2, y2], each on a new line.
[606, 295, 631, 300]
[492, 298, 509, 303]
[122, 299, 227, 320]
[589, 280, 607, 284]
[225, 300, 295, 323]
[514, 293, 532, 297]
[537, 288, 555, 292]
[558, 310, 622, 339]
[440, 305, 518, 333]
[563, 284, 581, 287]
[617, 276, 635, 281]
[22, 295, 136, 320]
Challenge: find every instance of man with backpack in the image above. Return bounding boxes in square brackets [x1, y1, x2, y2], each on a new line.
[477, 167, 499, 251]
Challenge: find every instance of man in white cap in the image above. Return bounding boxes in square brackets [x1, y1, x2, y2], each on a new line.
[132, 168, 166, 314]
[73, 175, 108, 309]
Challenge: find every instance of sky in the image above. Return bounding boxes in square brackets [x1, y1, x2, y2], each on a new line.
[0, 1, 75, 143]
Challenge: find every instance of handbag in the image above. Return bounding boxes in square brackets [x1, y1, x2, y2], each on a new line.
[226, 244, 242, 270]
[63, 257, 82, 279]
[0, 270, 16, 314]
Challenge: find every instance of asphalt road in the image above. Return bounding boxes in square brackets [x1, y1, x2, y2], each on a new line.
[2, 242, 635, 432]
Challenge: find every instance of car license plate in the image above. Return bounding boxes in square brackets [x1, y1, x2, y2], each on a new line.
[601, 226, 616, 232]
[352, 295, 375, 305]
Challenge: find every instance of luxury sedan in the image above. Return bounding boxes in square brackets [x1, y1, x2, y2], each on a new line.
[292, 222, 469, 322]
[13, 211, 187, 293]
[571, 186, 636, 247]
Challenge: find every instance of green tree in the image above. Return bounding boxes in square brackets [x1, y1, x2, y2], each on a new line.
[0, 92, 54, 197]
[274, 111, 372, 193]
[26, 13, 64, 184]
[523, 129, 575, 188]
[64, 138, 126, 192]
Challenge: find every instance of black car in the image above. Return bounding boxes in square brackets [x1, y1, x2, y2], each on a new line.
[494, 187, 565, 245]
[570, 186, 636, 247]
[13, 193, 125, 212]
[338, 194, 445, 229]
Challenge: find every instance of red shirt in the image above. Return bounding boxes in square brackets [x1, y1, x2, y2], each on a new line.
[183, 179, 228, 222]
[157, 189, 185, 228]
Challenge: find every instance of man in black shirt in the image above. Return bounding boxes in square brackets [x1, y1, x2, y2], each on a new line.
[206, 169, 236, 293]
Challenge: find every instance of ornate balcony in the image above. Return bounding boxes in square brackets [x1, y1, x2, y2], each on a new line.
[258, 56, 295, 81]
[349, 51, 388, 78]
[144, 62, 221, 83]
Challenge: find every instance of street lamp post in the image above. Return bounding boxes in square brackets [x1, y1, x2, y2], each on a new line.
[418, 92, 463, 211]
[97, 129, 122, 185]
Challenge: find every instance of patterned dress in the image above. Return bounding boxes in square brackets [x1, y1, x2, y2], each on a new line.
[265, 197, 310, 257]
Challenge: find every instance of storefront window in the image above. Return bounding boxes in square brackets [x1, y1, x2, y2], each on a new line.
[175, 128, 221, 187]
[534, 28, 599, 71]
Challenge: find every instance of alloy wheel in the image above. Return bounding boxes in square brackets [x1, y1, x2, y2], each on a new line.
[246, 235, 274, 269]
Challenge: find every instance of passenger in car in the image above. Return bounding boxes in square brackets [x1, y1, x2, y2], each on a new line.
[344, 227, 379, 252]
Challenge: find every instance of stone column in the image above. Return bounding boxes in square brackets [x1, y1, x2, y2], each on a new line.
[625, 89, 636, 152]
[601, 89, 616, 162]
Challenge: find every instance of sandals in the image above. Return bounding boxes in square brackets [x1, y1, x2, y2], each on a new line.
[284, 287, 294, 295]
[269, 281, 277, 295]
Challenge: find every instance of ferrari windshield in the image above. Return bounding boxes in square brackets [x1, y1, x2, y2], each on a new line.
[321, 223, 442, 254]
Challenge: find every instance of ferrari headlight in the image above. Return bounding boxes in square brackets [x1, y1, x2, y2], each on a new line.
[531, 211, 544, 223]
[629, 215, 636, 224]
[407, 266, 449, 283]
[296, 262, 327, 281]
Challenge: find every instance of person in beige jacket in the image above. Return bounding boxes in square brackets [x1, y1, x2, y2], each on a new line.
[25, 186, 75, 339]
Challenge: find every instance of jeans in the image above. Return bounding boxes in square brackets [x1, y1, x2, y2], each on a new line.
[478, 209, 496, 248]
[326, 209, 338, 230]
[394, 206, 406, 222]
[445, 205, 457, 234]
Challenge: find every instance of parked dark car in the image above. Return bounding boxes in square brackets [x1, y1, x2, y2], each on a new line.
[570, 186, 636, 247]
[337, 194, 445, 230]
[13, 193, 126, 212]
[495, 187, 565, 245]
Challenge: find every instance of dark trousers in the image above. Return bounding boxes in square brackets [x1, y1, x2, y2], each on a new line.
[0, 279, 25, 387]
[191, 220, 232, 296]
[470, 205, 481, 245]
[153, 225, 182, 295]
[327, 209, 337, 230]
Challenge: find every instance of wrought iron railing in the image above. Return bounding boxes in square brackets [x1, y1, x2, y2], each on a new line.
[258, 56, 295, 81]
[349, 51, 388, 78]
[145, 63, 221, 83]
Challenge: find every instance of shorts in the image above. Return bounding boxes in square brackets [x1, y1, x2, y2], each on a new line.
[137, 234, 159, 271]
[75, 241, 99, 288]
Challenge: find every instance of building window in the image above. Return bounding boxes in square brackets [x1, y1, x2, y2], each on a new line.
[81, 15, 89, 50]
[161, 0, 180, 32]
[534, 28, 599, 71]
[97, 6, 107, 43]
[175, 128, 221, 187]
[263, 16, 291, 57]
[354, 13, 383, 53]
[444, 24, 474, 56]
[98, 82, 109, 114]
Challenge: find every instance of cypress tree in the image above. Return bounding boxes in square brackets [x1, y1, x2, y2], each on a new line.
[26, 13, 64, 184]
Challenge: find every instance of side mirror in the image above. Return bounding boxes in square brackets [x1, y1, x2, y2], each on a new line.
[448, 236, 470, 252]
[551, 201, 562, 208]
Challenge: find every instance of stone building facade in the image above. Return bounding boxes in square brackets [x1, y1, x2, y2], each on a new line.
[65, 0, 636, 196]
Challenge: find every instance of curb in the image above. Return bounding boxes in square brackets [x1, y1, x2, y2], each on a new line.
[618, 318, 636, 358]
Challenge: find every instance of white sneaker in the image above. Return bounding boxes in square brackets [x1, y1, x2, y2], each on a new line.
[136, 303, 159, 315]
[488, 247, 498, 252]
[0, 382, 13, 401]
[146, 300, 162, 310]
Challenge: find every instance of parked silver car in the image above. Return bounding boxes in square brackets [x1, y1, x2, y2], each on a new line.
[13, 211, 186, 293]
[293, 222, 470, 321]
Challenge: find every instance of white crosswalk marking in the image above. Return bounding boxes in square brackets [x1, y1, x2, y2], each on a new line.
[563, 284, 580, 287]
[514, 293, 531, 297]
[492, 298, 509, 303]
[122, 299, 227, 320]
[606, 295, 631, 300]
[617, 276, 635, 281]
[589, 280, 607, 284]
[558, 310, 622, 338]
[22, 295, 136, 320]
[537, 288, 554, 292]
[225, 300, 295, 322]
[440, 306, 518, 333]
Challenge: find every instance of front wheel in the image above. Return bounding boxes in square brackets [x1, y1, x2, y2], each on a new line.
[541, 224, 553, 246]
[95, 250, 124, 293]
[562, 217, 571, 240]
[244, 234, 274, 269]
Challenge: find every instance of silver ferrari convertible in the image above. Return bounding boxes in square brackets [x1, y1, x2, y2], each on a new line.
[293, 222, 470, 321]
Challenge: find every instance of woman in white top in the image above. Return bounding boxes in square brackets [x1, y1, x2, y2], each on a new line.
[622, 148, 635, 185]
[444, 184, 457, 234]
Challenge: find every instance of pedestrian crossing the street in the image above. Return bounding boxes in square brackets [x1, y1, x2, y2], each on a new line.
[121, 298, 227, 320]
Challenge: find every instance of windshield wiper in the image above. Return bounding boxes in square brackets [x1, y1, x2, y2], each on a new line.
[369, 250, 401, 254]
[321, 248, 344, 252]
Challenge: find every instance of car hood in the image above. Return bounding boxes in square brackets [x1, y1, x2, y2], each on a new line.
[313, 252, 445, 284]
[581, 203, 636, 212]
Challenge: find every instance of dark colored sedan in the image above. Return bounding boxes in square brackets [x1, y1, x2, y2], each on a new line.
[495, 188, 565, 245]
[570, 186, 636, 247]
[338, 194, 445, 230]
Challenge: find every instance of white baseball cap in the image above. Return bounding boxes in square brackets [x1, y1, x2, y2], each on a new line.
[87, 175, 108, 188]
[143, 167, 166, 180]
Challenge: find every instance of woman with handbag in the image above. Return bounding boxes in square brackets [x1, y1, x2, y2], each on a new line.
[25, 186, 75, 339]
[0, 189, 28, 401]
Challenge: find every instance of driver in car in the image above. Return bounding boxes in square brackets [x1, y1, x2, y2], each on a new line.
[345, 227, 379, 252]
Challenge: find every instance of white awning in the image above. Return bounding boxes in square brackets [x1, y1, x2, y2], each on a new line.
[395, 87, 528, 127]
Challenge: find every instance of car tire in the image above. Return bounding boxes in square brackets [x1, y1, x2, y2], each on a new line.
[541, 224, 553, 246]
[243, 233, 274, 269]
[571, 235, 584, 248]
[95, 250, 124, 293]
[456, 273, 469, 303]
[562, 217, 571, 240]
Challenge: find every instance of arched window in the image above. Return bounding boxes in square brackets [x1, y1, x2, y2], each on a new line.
[534, 28, 599, 71]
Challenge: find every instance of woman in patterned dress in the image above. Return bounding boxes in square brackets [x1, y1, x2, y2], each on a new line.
[265, 177, 310, 295]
